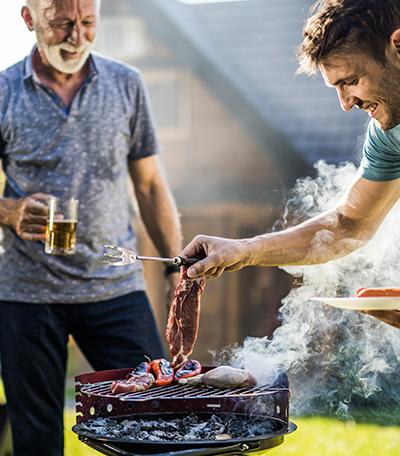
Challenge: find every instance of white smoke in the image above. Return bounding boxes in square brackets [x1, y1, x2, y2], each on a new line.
[213, 160, 400, 420]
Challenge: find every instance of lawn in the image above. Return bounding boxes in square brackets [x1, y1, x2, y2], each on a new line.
[64, 410, 400, 456]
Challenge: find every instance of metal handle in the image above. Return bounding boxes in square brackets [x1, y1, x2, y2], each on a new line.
[135, 256, 198, 266]
[80, 436, 260, 456]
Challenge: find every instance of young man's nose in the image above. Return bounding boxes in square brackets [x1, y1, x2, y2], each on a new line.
[337, 87, 359, 111]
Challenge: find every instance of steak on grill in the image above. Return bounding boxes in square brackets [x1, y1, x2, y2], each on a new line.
[110, 373, 155, 394]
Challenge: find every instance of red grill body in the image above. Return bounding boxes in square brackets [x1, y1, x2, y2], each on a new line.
[74, 366, 296, 456]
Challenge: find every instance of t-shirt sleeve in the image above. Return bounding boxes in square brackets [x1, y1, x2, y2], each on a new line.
[128, 71, 162, 161]
[359, 120, 400, 181]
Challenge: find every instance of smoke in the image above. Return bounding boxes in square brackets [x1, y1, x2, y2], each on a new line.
[212, 160, 400, 421]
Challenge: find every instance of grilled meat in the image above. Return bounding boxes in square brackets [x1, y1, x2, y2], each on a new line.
[356, 287, 400, 297]
[166, 268, 205, 368]
[178, 366, 257, 389]
[110, 373, 155, 394]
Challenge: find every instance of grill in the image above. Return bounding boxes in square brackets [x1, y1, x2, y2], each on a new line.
[74, 366, 296, 456]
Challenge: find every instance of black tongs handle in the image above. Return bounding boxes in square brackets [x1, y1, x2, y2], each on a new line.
[173, 256, 199, 266]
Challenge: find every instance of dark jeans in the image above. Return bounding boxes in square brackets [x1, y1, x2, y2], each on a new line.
[0, 291, 164, 456]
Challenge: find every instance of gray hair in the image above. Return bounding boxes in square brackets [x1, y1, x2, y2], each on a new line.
[25, 0, 38, 13]
[25, 0, 101, 17]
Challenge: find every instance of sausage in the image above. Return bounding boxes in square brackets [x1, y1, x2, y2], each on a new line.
[150, 358, 174, 386]
[356, 287, 400, 297]
[174, 360, 202, 381]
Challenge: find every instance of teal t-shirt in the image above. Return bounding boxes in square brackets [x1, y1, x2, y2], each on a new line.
[359, 120, 400, 181]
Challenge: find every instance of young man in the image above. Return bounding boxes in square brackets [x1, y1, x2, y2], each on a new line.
[0, 0, 182, 454]
[181, 0, 400, 329]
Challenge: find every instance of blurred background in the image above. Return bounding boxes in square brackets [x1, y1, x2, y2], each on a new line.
[0, 0, 369, 399]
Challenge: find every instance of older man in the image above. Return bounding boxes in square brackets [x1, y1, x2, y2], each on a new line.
[181, 0, 400, 330]
[0, 0, 182, 454]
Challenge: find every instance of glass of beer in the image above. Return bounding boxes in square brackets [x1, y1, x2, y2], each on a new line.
[45, 198, 79, 255]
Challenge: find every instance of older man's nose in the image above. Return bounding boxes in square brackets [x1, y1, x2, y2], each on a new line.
[68, 22, 84, 47]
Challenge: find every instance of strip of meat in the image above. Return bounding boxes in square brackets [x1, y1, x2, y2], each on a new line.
[150, 359, 174, 386]
[174, 360, 202, 381]
[110, 373, 155, 394]
[356, 287, 400, 297]
[178, 366, 257, 389]
[166, 268, 205, 369]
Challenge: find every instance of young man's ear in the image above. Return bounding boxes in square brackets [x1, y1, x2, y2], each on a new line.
[390, 29, 400, 52]
[21, 6, 35, 32]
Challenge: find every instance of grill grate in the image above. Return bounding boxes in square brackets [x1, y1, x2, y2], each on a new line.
[80, 380, 289, 401]
[75, 368, 291, 425]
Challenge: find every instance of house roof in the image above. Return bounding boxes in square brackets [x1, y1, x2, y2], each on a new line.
[127, 0, 369, 179]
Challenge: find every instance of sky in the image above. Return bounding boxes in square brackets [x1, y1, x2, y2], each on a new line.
[0, 0, 36, 72]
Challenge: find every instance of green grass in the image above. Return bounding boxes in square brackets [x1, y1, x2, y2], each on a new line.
[0, 169, 5, 195]
[64, 410, 400, 456]
[273, 416, 400, 456]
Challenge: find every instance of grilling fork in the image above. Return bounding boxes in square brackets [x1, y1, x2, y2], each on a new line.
[103, 245, 198, 267]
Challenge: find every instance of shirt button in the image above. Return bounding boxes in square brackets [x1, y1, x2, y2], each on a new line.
[48, 89, 52, 93]
[58, 102, 64, 107]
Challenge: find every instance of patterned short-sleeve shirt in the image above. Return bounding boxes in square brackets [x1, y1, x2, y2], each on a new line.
[0, 49, 162, 303]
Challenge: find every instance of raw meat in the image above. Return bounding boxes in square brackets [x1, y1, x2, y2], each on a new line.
[166, 268, 205, 368]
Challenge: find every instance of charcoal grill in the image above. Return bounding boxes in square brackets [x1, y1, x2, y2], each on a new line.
[74, 366, 296, 456]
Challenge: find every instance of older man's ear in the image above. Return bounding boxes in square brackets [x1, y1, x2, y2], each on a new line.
[21, 6, 35, 31]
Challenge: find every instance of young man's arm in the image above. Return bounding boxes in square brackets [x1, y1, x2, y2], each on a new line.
[182, 176, 400, 278]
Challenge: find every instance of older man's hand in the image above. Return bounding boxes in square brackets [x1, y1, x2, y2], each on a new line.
[2, 193, 52, 241]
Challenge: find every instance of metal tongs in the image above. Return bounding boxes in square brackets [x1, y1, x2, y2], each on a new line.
[103, 245, 198, 267]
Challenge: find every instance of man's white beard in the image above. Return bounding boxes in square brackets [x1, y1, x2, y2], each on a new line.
[44, 41, 94, 74]
[36, 27, 95, 74]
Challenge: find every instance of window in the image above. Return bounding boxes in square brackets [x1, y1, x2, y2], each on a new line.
[95, 16, 151, 60]
[144, 69, 191, 140]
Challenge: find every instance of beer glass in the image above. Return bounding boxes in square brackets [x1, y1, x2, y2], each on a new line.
[45, 198, 79, 255]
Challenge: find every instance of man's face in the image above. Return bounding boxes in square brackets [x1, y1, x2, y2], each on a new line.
[320, 52, 400, 130]
[30, 0, 98, 74]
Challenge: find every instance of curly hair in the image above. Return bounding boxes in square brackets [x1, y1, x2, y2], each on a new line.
[297, 0, 400, 76]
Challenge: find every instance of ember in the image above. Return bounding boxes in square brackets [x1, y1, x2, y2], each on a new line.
[78, 412, 280, 442]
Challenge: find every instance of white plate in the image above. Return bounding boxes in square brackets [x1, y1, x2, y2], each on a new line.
[310, 296, 400, 310]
